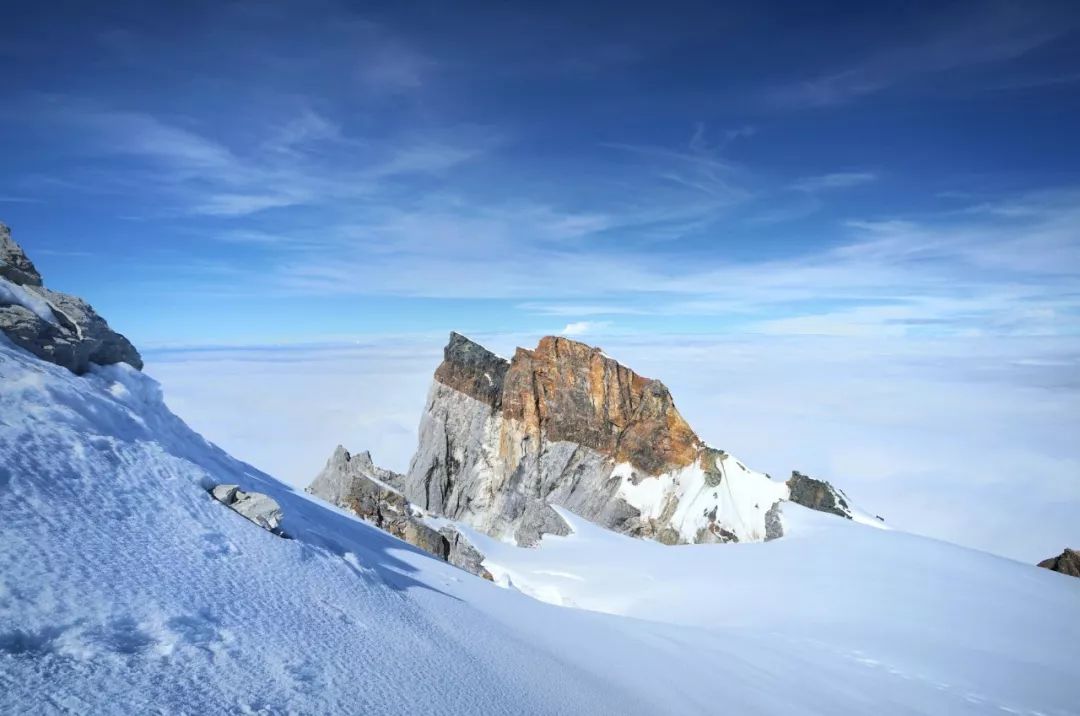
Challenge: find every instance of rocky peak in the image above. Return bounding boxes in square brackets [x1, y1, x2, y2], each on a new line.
[0, 222, 142, 374]
[308, 445, 403, 505]
[0, 222, 43, 286]
[1038, 548, 1080, 578]
[434, 331, 509, 408]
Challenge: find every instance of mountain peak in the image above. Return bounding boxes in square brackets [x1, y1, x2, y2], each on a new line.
[397, 332, 795, 546]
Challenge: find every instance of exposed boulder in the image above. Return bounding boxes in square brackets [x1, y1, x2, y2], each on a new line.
[786, 471, 853, 519]
[1038, 548, 1080, 578]
[210, 484, 286, 536]
[0, 223, 142, 374]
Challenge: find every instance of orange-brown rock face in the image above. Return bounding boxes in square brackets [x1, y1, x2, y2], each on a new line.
[500, 336, 700, 474]
[433, 333, 701, 474]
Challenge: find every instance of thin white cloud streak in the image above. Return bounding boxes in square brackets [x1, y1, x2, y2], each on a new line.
[791, 172, 877, 192]
[770, 3, 1076, 107]
[602, 128, 754, 206]
[560, 320, 612, 336]
[147, 332, 1080, 563]
[517, 303, 650, 317]
[20, 97, 497, 217]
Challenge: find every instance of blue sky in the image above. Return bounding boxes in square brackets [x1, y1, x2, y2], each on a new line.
[2, 0, 1079, 345]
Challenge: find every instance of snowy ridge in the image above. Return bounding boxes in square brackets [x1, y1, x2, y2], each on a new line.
[615, 449, 789, 543]
[0, 337, 669, 714]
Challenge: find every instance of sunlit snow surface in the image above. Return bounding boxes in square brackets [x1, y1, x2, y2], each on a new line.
[2, 337, 1078, 715]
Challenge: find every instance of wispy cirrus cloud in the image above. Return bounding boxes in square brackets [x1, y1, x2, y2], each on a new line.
[256, 184, 1080, 338]
[12, 97, 496, 218]
[791, 172, 877, 192]
[516, 303, 650, 317]
[602, 123, 754, 206]
[769, 2, 1077, 107]
[20, 89, 1073, 340]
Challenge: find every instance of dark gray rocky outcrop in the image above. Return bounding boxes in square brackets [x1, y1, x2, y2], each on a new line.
[0, 222, 142, 374]
[786, 471, 853, 519]
[1038, 548, 1080, 578]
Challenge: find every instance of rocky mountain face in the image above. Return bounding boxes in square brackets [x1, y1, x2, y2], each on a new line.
[0, 223, 142, 374]
[1038, 548, 1080, 578]
[315, 332, 874, 554]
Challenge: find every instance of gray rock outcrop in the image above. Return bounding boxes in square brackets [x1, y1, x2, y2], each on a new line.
[307, 445, 405, 505]
[210, 484, 286, 536]
[0, 222, 142, 374]
[441, 526, 493, 581]
[306, 446, 491, 578]
[786, 471, 853, 519]
[1038, 548, 1080, 578]
[1, 223, 42, 286]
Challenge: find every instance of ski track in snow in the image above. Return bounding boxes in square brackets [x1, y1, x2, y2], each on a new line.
[1, 336, 1079, 715]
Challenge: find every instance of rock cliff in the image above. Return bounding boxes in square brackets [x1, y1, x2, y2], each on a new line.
[0, 222, 142, 374]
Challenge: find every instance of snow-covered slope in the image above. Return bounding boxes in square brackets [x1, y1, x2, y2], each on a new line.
[2, 335, 1079, 715]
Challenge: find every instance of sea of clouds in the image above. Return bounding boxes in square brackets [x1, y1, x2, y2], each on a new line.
[147, 332, 1079, 563]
